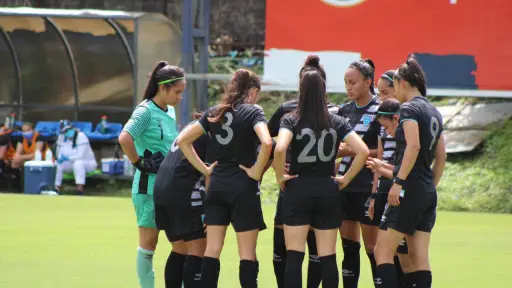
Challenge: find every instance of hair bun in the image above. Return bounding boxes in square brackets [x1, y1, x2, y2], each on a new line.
[156, 61, 169, 70]
[363, 58, 375, 70]
[305, 55, 321, 68]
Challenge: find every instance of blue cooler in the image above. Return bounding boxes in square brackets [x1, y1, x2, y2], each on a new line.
[24, 161, 56, 194]
[101, 158, 124, 175]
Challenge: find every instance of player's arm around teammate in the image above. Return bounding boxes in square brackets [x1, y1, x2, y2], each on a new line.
[177, 69, 272, 288]
[119, 61, 185, 288]
[374, 57, 446, 288]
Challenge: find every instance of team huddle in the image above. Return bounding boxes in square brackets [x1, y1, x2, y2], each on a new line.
[119, 55, 446, 288]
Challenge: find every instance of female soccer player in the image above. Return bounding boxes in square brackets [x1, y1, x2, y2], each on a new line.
[366, 99, 413, 287]
[336, 58, 382, 287]
[377, 71, 396, 102]
[274, 65, 369, 288]
[267, 55, 339, 288]
[153, 111, 213, 288]
[118, 61, 186, 288]
[374, 57, 446, 288]
[176, 69, 272, 288]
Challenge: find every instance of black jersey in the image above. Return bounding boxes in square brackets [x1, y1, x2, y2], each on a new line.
[280, 112, 353, 177]
[377, 128, 396, 193]
[199, 103, 267, 192]
[337, 97, 381, 192]
[153, 130, 210, 204]
[393, 96, 443, 193]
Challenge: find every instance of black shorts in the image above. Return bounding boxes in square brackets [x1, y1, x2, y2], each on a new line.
[204, 186, 266, 232]
[367, 192, 388, 227]
[342, 191, 380, 226]
[397, 238, 408, 254]
[155, 193, 206, 242]
[380, 191, 437, 236]
[282, 177, 341, 230]
[274, 190, 283, 226]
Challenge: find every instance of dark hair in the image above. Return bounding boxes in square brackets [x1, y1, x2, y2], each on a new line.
[380, 70, 395, 87]
[376, 99, 400, 120]
[209, 69, 260, 123]
[143, 61, 186, 100]
[191, 109, 203, 120]
[300, 55, 326, 81]
[394, 56, 427, 96]
[294, 69, 331, 136]
[349, 58, 376, 95]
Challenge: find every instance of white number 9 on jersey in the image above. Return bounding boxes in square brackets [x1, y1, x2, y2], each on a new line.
[216, 112, 234, 145]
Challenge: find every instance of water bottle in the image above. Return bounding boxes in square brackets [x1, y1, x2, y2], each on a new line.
[34, 150, 42, 161]
[4, 116, 10, 129]
[100, 115, 108, 134]
[45, 149, 53, 163]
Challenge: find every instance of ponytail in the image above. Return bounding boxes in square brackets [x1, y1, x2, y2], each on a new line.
[143, 61, 186, 100]
[209, 69, 260, 123]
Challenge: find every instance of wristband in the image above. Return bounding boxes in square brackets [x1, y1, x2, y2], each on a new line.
[370, 193, 377, 200]
[393, 176, 406, 186]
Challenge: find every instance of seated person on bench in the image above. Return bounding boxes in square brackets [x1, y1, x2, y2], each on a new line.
[11, 122, 45, 169]
[55, 124, 97, 195]
[0, 133, 14, 174]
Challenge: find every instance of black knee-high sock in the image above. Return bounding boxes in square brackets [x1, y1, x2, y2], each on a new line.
[239, 260, 258, 288]
[165, 251, 186, 288]
[184, 255, 202, 288]
[307, 230, 322, 288]
[320, 254, 339, 288]
[375, 263, 396, 288]
[273, 227, 286, 288]
[286, 250, 305, 288]
[402, 273, 412, 288]
[367, 253, 377, 286]
[393, 256, 404, 288]
[341, 238, 361, 288]
[201, 257, 220, 288]
[410, 270, 432, 288]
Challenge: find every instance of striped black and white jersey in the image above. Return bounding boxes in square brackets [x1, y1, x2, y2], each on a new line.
[377, 128, 396, 193]
[337, 97, 381, 192]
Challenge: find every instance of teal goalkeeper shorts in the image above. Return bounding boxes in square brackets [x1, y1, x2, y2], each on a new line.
[132, 193, 157, 229]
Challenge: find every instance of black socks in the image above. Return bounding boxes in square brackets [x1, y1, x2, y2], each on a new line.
[410, 270, 432, 288]
[165, 251, 186, 288]
[184, 255, 202, 288]
[341, 238, 361, 288]
[320, 254, 339, 288]
[273, 227, 286, 288]
[393, 255, 404, 287]
[239, 260, 259, 288]
[375, 263, 396, 288]
[200, 257, 220, 288]
[367, 252, 377, 285]
[286, 250, 305, 288]
[307, 230, 322, 288]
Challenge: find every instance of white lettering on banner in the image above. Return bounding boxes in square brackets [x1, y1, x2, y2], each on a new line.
[322, 0, 366, 7]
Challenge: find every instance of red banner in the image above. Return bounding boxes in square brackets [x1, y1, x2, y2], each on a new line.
[265, 0, 512, 94]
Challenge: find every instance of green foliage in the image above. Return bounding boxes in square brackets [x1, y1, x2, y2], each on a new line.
[438, 120, 512, 213]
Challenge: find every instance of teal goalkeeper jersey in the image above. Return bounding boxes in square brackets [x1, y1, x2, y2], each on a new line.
[123, 99, 178, 195]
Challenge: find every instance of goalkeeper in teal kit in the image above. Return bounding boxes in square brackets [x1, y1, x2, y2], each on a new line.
[119, 61, 186, 288]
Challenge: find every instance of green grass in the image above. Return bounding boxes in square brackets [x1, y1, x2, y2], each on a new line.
[438, 119, 512, 213]
[1, 193, 511, 287]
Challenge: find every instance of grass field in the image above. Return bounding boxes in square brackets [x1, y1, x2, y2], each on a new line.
[0, 194, 510, 288]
